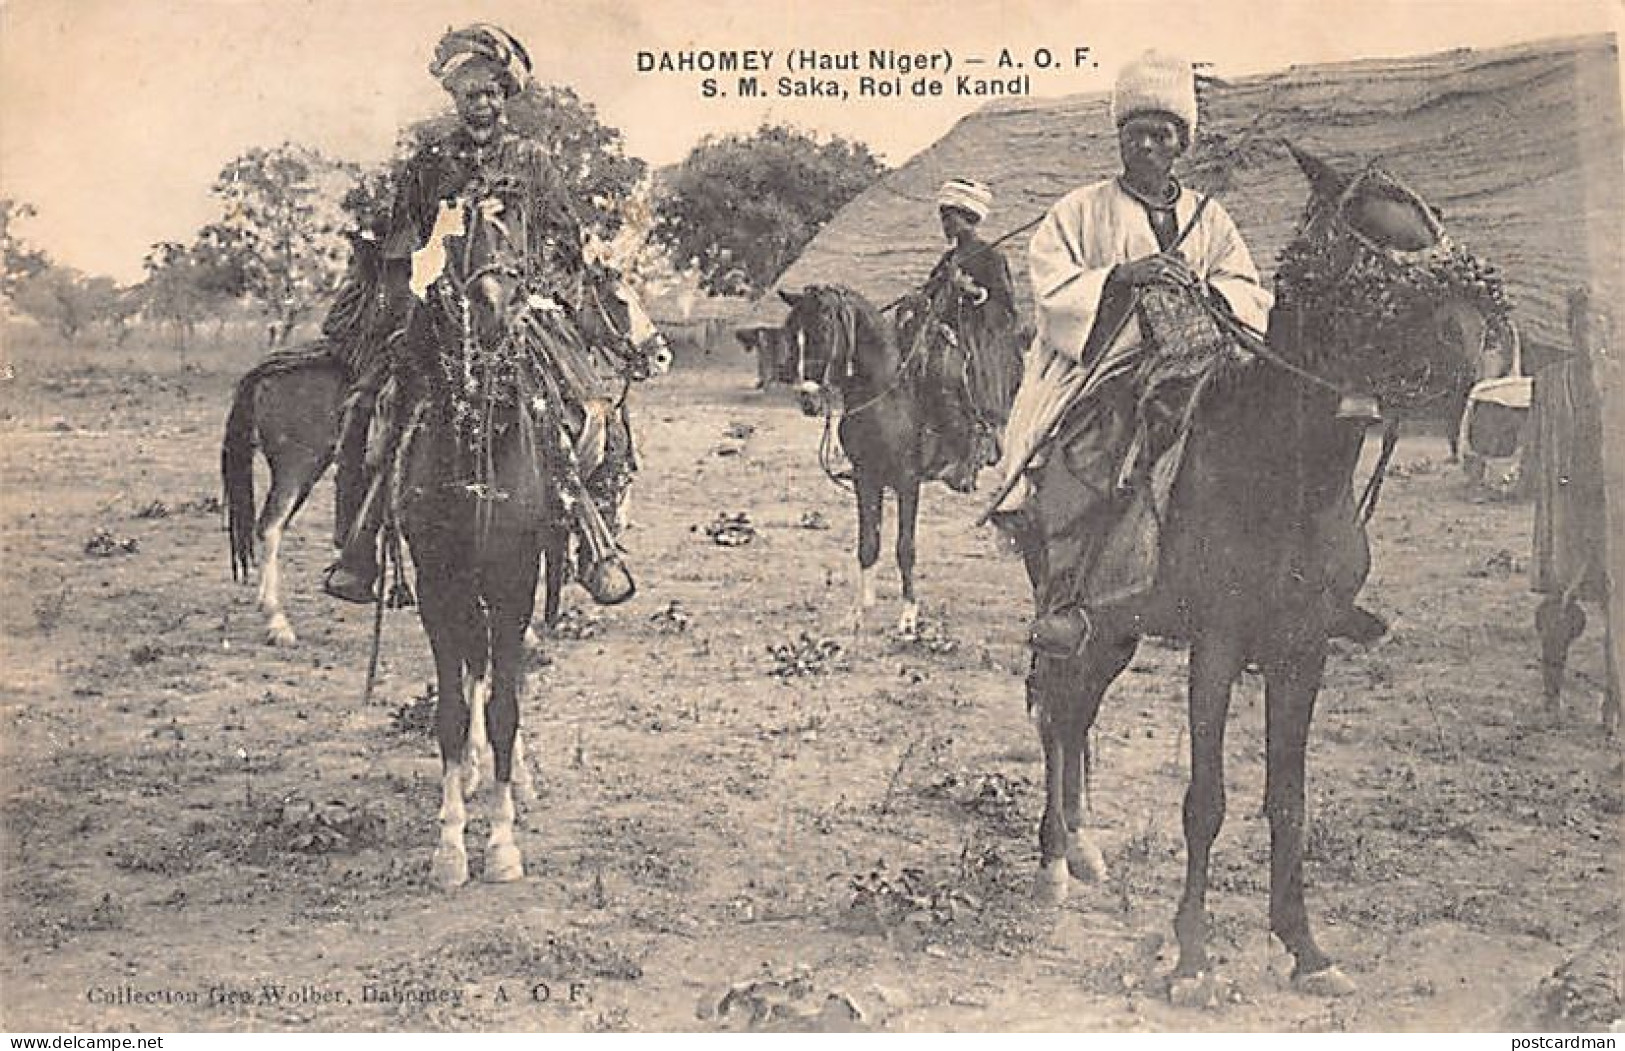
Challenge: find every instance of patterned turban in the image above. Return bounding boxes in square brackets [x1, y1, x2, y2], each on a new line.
[937, 178, 993, 222]
[430, 23, 533, 96]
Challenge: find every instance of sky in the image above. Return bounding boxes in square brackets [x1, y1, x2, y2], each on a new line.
[2, 0, 1621, 283]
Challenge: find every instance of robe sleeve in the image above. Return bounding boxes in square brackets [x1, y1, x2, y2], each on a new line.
[1198, 200, 1272, 333]
[1029, 197, 1119, 362]
[965, 244, 1017, 331]
[382, 149, 435, 262]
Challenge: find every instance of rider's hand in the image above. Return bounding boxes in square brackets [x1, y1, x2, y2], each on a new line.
[951, 268, 988, 304]
[1114, 252, 1197, 290]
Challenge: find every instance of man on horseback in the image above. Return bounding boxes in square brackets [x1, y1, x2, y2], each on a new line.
[988, 50, 1385, 657]
[323, 23, 637, 608]
[904, 179, 1022, 492]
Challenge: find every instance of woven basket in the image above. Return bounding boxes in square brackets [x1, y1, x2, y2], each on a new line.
[1137, 285, 1232, 364]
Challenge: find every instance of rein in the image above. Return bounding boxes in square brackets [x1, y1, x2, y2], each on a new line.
[799, 288, 931, 490]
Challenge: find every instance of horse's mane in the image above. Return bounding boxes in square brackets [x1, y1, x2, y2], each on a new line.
[241, 341, 348, 388]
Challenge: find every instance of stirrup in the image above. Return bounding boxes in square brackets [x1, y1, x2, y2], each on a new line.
[581, 558, 636, 606]
[322, 561, 379, 605]
[1029, 608, 1091, 657]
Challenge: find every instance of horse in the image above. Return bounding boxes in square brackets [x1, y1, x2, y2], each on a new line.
[391, 186, 665, 888]
[221, 238, 665, 647]
[1532, 288, 1619, 735]
[777, 284, 1021, 634]
[1017, 144, 1507, 998]
[223, 235, 388, 647]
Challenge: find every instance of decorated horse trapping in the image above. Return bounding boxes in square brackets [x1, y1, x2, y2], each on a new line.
[1042, 282, 1261, 609]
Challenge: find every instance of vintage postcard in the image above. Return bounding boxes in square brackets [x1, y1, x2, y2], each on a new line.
[1, 0, 1621, 1036]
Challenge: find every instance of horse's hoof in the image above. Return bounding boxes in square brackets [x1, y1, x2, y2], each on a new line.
[265, 622, 298, 647]
[432, 845, 469, 889]
[1066, 834, 1109, 883]
[896, 603, 920, 636]
[1293, 965, 1356, 998]
[1168, 970, 1232, 1010]
[1032, 860, 1070, 906]
[485, 843, 525, 883]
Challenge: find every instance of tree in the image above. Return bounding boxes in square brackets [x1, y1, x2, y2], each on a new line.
[11, 265, 130, 343]
[138, 241, 213, 349]
[206, 142, 358, 345]
[1, 199, 51, 306]
[652, 126, 886, 297]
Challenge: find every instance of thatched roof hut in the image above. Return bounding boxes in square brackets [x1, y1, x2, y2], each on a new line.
[748, 34, 1622, 354]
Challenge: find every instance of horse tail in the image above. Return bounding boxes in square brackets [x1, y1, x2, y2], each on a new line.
[223, 367, 263, 582]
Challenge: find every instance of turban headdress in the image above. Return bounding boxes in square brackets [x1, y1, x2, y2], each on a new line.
[937, 178, 993, 222]
[430, 23, 533, 96]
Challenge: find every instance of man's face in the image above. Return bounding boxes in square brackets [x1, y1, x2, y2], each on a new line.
[448, 66, 507, 142]
[1117, 112, 1185, 183]
[939, 207, 976, 242]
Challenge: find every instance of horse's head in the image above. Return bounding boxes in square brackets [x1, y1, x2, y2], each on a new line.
[779, 284, 863, 417]
[577, 263, 672, 381]
[1279, 142, 1511, 414]
[413, 191, 525, 359]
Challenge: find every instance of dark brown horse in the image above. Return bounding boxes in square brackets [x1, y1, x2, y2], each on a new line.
[1020, 144, 1507, 997]
[392, 192, 664, 887]
[222, 238, 387, 646]
[221, 238, 661, 647]
[778, 284, 1020, 633]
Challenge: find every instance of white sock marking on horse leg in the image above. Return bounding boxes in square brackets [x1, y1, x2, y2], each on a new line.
[259, 524, 297, 646]
[484, 783, 524, 882]
[432, 770, 470, 889]
[896, 600, 920, 635]
[1066, 829, 1109, 882]
[511, 728, 537, 808]
[1032, 858, 1070, 905]
[462, 678, 489, 795]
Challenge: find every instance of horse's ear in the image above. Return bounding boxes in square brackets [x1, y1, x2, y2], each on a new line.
[1284, 140, 1349, 200]
[778, 288, 804, 308]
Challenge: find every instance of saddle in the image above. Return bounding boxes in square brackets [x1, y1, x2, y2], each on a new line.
[1052, 283, 1254, 608]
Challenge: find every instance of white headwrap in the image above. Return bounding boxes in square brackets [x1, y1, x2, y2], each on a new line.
[1111, 50, 1198, 143]
[937, 178, 993, 221]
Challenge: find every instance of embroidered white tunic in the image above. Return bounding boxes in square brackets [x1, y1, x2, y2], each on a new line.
[993, 178, 1273, 508]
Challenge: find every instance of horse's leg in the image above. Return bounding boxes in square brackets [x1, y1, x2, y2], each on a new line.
[416, 554, 482, 890]
[894, 475, 921, 634]
[482, 542, 540, 883]
[1261, 639, 1354, 995]
[255, 451, 321, 647]
[1029, 634, 1137, 904]
[1064, 633, 1138, 883]
[1536, 590, 1585, 720]
[853, 471, 884, 632]
[543, 527, 568, 628]
[1171, 631, 1242, 983]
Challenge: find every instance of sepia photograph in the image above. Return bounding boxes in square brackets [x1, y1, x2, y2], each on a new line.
[1, 0, 1621, 1035]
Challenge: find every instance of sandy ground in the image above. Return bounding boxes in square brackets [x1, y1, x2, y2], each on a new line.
[0, 345, 1618, 1033]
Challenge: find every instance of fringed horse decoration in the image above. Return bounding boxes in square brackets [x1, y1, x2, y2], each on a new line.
[393, 186, 665, 888]
[1020, 144, 1508, 997]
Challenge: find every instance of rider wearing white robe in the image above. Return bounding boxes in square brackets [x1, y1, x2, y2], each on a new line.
[995, 175, 1273, 509]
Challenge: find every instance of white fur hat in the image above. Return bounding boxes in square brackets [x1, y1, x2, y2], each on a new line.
[1111, 50, 1198, 142]
[937, 178, 993, 221]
